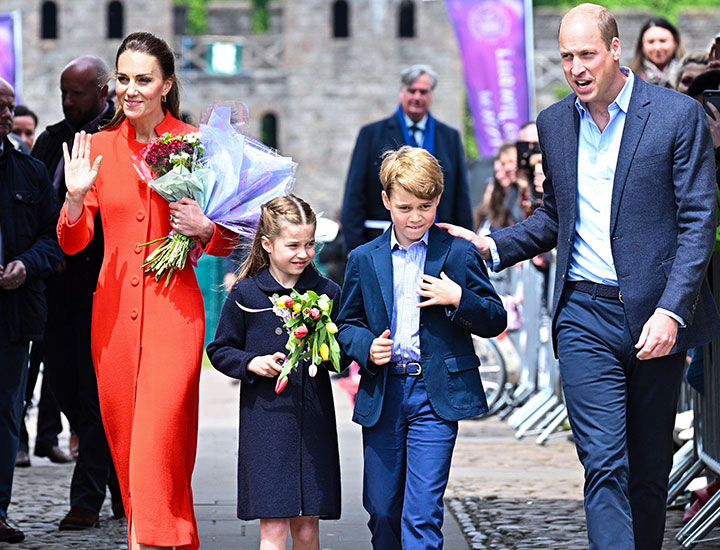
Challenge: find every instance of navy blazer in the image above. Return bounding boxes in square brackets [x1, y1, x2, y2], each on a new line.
[340, 113, 473, 254]
[337, 225, 507, 426]
[492, 75, 720, 353]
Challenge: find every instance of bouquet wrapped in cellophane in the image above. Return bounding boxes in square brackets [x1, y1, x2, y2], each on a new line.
[135, 103, 295, 286]
[270, 289, 341, 394]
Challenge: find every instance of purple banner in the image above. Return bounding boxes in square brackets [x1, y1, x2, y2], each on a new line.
[0, 13, 17, 88]
[447, 0, 533, 157]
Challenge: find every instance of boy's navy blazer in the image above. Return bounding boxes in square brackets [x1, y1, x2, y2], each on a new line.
[337, 224, 507, 427]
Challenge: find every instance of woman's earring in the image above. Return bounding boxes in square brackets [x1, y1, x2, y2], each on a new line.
[161, 95, 167, 103]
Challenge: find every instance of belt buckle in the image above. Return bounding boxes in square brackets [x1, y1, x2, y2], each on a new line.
[406, 362, 422, 376]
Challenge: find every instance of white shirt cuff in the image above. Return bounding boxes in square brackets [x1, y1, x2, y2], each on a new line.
[655, 308, 686, 328]
[486, 236, 500, 271]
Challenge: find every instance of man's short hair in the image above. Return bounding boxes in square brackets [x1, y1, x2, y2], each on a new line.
[380, 146, 443, 200]
[13, 105, 37, 126]
[401, 64, 438, 90]
[559, 4, 619, 50]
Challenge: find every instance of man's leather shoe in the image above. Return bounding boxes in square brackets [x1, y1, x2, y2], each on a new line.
[59, 507, 99, 530]
[15, 450, 30, 468]
[0, 517, 24, 543]
[34, 445, 73, 464]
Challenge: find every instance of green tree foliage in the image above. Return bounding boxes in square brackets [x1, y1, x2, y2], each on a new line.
[533, 0, 718, 21]
[173, 0, 271, 35]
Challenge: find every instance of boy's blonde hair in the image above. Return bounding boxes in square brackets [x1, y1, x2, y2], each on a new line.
[379, 146, 444, 200]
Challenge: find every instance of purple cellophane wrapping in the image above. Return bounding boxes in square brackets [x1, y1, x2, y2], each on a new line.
[199, 104, 295, 238]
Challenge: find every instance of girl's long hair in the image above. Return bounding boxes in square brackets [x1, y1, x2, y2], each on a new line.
[238, 195, 317, 280]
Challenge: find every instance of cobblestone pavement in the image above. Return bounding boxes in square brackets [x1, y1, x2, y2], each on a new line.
[5, 459, 126, 549]
[446, 416, 720, 549]
[6, 376, 720, 549]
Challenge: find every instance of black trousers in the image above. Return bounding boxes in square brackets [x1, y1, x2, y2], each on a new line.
[43, 302, 115, 512]
[19, 340, 63, 452]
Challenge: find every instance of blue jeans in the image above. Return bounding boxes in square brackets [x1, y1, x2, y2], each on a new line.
[556, 289, 683, 550]
[0, 340, 30, 518]
[362, 375, 458, 550]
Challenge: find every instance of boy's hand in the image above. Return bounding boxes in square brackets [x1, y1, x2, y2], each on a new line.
[369, 329, 393, 365]
[248, 352, 286, 377]
[417, 272, 461, 309]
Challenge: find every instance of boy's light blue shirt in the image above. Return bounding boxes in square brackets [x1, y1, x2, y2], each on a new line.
[389, 227, 428, 364]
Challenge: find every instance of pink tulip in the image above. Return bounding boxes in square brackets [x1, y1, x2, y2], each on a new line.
[308, 364, 318, 377]
[294, 326, 308, 339]
[275, 376, 288, 394]
[284, 298, 295, 308]
[309, 308, 320, 320]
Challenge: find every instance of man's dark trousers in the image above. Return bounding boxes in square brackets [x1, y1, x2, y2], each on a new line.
[556, 287, 684, 550]
[0, 341, 29, 518]
[43, 280, 111, 512]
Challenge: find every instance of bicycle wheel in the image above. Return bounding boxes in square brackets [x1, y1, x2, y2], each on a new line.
[472, 336, 507, 411]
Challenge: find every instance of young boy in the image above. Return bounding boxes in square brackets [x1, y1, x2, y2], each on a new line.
[337, 146, 507, 549]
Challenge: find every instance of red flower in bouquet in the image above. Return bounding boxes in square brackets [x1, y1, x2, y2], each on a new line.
[137, 132, 204, 286]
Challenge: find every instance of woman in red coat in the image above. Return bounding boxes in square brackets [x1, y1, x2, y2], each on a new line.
[57, 33, 234, 550]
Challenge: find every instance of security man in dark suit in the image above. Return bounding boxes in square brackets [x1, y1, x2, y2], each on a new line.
[31, 55, 121, 530]
[341, 64, 473, 254]
[0, 77, 62, 544]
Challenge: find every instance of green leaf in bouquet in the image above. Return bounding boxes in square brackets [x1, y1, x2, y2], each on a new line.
[329, 336, 341, 372]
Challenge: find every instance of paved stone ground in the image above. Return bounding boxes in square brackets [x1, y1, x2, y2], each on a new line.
[5, 372, 720, 549]
[446, 415, 720, 549]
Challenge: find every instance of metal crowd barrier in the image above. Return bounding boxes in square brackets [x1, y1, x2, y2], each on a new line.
[674, 253, 720, 548]
[480, 253, 567, 445]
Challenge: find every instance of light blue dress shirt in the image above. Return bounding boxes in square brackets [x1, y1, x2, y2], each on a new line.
[567, 68, 634, 284]
[487, 68, 683, 325]
[390, 228, 428, 364]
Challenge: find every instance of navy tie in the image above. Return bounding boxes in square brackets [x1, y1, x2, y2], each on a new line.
[409, 125, 422, 147]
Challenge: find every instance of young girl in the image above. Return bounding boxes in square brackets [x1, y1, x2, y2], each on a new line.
[207, 195, 342, 550]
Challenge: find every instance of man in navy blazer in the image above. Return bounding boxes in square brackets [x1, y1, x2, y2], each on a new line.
[338, 147, 505, 549]
[340, 64, 473, 254]
[443, 5, 720, 550]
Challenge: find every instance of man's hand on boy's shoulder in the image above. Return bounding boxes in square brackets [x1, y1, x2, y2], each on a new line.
[369, 329, 393, 365]
[437, 222, 491, 260]
[417, 272, 461, 309]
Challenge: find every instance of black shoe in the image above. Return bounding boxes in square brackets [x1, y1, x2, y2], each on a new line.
[59, 507, 99, 531]
[0, 517, 24, 543]
[15, 450, 31, 468]
[34, 445, 73, 464]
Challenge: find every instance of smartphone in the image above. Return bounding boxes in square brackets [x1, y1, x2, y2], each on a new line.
[516, 140, 541, 173]
[703, 90, 720, 120]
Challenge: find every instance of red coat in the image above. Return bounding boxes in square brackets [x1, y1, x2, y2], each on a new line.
[57, 112, 235, 549]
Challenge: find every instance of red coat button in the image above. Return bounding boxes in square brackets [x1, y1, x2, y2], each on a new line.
[138, 179, 147, 189]
[131, 276, 139, 287]
[134, 245, 142, 255]
[136, 211, 145, 221]
[130, 309, 138, 320]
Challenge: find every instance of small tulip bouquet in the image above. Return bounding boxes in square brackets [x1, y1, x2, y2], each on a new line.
[273, 289, 341, 394]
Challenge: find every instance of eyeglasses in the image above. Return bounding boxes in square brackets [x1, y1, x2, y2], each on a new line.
[0, 103, 15, 114]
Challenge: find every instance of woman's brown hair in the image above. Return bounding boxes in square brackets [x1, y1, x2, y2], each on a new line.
[237, 195, 317, 280]
[102, 32, 181, 131]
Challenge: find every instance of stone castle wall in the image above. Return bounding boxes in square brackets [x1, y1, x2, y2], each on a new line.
[8, 1, 720, 215]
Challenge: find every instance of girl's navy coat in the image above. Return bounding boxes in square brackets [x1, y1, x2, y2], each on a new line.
[207, 266, 342, 520]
